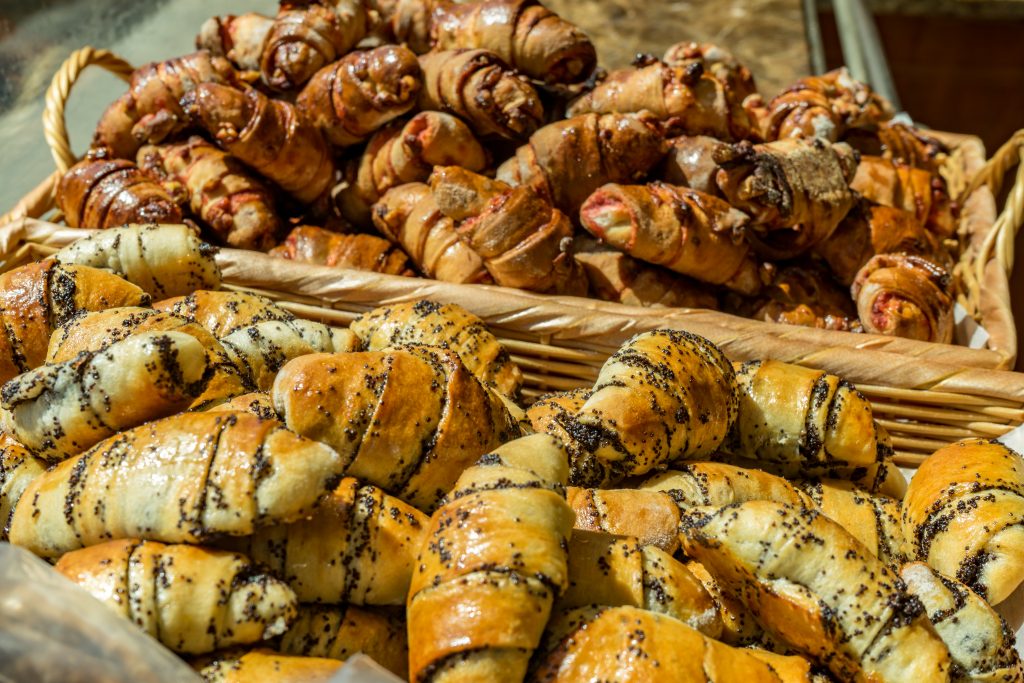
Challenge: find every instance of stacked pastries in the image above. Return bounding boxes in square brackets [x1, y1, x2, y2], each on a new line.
[2, 226, 1022, 682]
[54, 0, 964, 344]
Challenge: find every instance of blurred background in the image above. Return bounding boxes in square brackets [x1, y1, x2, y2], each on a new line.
[1, 0, 1022, 361]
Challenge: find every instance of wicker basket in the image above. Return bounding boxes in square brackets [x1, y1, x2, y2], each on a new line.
[3, 47, 1024, 468]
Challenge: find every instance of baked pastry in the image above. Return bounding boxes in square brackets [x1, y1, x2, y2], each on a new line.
[566, 486, 682, 554]
[0, 432, 45, 540]
[52, 223, 221, 298]
[226, 477, 427, 605]
[279, 604, 408, 679]
[154, 290, 294, 338]
[197, 650, 342, 683]
[55, 539, 297, 654]
[852, 253, 954, 344]
[272, 347, 517, 511]
[0, 261, 149, 385]
[350, 300, 523, 400]
[1, 331, 210, 462]
[8, 411, 344, 559]
[902, 438, 1024, 605]
[901, 562, 1024, 682]
[269, 226, 415, 276]
[683, 500, 951, 681]
[407, 434, 574, 682]
[56, 158, 183, 229]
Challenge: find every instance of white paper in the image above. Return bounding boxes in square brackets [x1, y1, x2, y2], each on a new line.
[329, 654, 404, 683]
[953, 302, 992, 350]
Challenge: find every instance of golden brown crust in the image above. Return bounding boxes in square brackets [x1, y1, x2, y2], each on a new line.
[183, 83, 335, 205]
[233, 477, 426, 605]
[56, 158, 183, 229]
[350, 300, 522, 399]
[578, 181, 761, 295]
[272, 349, 516, 511]
[902, 438, 1024, 605]
[198, 650, 342, 683]
[428, 166, 585, 294]
[55, 539, 297, 654]
[730, 263, 859, 331]
[495, 112, 667, 216]
[535, 605, 787, 682]
[154, 290, 293, 338]
[0, 261, 150, 385]
[260, 0, 368, 92]
[684, 501, 950, 682]
[90, 51, 238, 160]
[270, 225, 415, 276]
[413, 0, 597, 84]
[800, 479, 907, 567]
[417, 49, 543, 140]
[567, 59, 755, 141]
[196, 13, 274, 74]
[852, 253, 954, 344]
[851, 156, 956, 238]
[138, 138, 281, 250]
[565, 486, 682, 554]
[713, 138, 858, 248]
[296, 45, 422, 147]
[280, 605, 408, 679]
[559, 530, 723, 637]
[340, 112, 487, 226]
[407, 434, 574, 683]
[662, 41, 758, 103]
[7, 411, 344, 558]
[0, 432, 45, 541]
[570, 329, 737, 483]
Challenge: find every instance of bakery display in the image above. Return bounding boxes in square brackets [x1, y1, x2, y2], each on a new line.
[44, 0, 974, 346]
[1, 235, 1022, 680]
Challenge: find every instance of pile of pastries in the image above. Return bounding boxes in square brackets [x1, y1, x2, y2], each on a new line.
[54, 0, 961, 343]
[1, 223, 1021, 682]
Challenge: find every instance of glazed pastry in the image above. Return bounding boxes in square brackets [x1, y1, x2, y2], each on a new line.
[496, 112, 667, 215]
[279, 604, 408, 679]
[660, 134, 730, 195]
[260, 0, 368, 91]
[578, 181, 762, 295]
[339, 112, 487, 226]
[296, 45, 422, 147]
[196, 12, 274, 75]
[154, 290, 294, 338]
[567, 329, 737, 483]
[7, 411, 344, 559]
[407, 434, 574, 682]
[183, 83, 335, 205]
[724, 359, 899, 493]
[1, 331, 209, 462]
[219, 318, 359, 391]
[758, 67, 893, 141]
[733, 263, 860, 331]
[852, 253, 954, 343]
[269, 225, 415, 276]
[567, 57, 755, 140]
[228, 477, 427, 605]
[900, 562, 1024, 682]
[428, 166, 585, 294]
[560, 530, 723, 637]
[0, 261, 149, 385]
[573, 236, 720, 309]
[814, 202, 944, 286]
[902, 438, 1024, 605]
[566, 486, 682, 554]
[0, 432, 45, 541]
[197, 650, 341, 683]
[639, 462, 812, 511]
[799, 479, 907, 567]
[851, 155, 956, 237]
[417, 49, 544, 140]
[138, 138, 281, 250]
[714, 138, 858, 247]
[662, 41, 758, 102]
[90, 50, 238, 160]
[272, 347, 517, 510]
[56, 158, 183, 229]
[844, 120, 948, 173]
[45, 306, 249, 410]
[390, 0, 597, 84]
[683, 501, 951, 682]
[371, 182, 493, 284]
[55, 539, 297, 654]
[203, 391, 278, 420]
[535, 605, 798, 682]
[350, 300, 522, 399]
[52, 223, 221, 298]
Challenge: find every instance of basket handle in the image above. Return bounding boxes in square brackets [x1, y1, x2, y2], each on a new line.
[964, 129, 1024, 286]
[43, 47, 135, 174]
